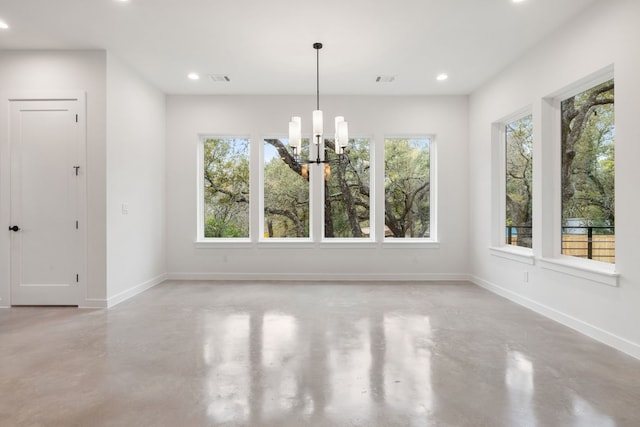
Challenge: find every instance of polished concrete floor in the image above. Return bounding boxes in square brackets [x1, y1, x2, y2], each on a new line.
[1, 281, 640, 427]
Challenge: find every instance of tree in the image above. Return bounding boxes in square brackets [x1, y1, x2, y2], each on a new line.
[324, 139, 370, 238]
[202, 138, 250, 237]
[505, 115, 533, 247]
[384, 139, 430, 238]
[263, 139, 310, 237]
[203, 137, 431, 240]
[561, 80, 615, 227]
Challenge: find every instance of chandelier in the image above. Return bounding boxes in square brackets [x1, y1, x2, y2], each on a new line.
[288, 42, 349, 170]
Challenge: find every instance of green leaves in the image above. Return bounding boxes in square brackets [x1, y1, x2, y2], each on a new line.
[384, 138, 430, 238]
[203, 138, 250, 238]
[561, 80, 615, 226]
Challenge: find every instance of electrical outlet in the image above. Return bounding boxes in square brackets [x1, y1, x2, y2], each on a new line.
[122, 204, 129, 215]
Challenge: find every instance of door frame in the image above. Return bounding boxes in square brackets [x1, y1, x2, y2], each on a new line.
[1, 92, 87, 307]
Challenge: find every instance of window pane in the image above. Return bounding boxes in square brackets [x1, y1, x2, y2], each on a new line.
[505, 115, 533, 248]
[384, 138, 430, 239]
[263, 138, 310, 238]
[560, 79, 615, 263]
[324, 138, 371, 238]
[202, 138, 250, 238]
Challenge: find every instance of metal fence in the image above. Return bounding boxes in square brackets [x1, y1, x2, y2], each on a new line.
[505, 225, 615, 263]
[561, 226, 615, 262]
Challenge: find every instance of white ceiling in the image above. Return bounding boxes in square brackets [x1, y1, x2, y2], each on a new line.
[0, 0, 598, 95]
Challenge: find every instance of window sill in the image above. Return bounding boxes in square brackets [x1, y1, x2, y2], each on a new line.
[319, 239, 377, 249]
[257, 239, 315, 249]
[382, 239, 440, 249]
[538, 256, 619, 287]
[490, 246, 535, 265]
[195, 239, 252, 249]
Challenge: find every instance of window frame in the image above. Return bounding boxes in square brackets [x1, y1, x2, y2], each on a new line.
[381, 135, 438, 246]
[539, 65, 618, 285]
[490, 108, 535, 263]
[197, 134, 252, 244]
[321, 136, 375, 242]
[259, 136, 312, 243]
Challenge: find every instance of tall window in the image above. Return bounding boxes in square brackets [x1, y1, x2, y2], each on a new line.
[324, 138, 371, 238]
[505, 115, 533, 248]
[263, 138, 310, 238]
[384, 138, 431, 239]
[560, 79, 615, 263]
[202, 137, 250, 238]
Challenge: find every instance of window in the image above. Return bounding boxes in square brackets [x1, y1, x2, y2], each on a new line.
[263, 138, 310, 238]
[324, 138, 371, 238]
[201, 137, 250, 238]
[384, 138, 431, 239]
[560, 79, 615, 263]
[505, 115, 533, 248]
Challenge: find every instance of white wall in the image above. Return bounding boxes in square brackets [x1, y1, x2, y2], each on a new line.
[0, 50, 107, 307]
[469, 0, 640, 358]
[166, 95, 469, 280]
[106, 53, 167, 306]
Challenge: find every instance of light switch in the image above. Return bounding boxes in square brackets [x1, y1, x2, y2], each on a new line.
[122, 203, 129, 215]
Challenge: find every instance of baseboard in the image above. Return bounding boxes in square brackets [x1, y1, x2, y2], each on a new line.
[106, 273, 167, 308]
[166, 272, 471, 282]
[470, 275, 640, 361]
[80, 298, 108, 309]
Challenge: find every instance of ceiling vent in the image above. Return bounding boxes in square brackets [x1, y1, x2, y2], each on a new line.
[376, 75, 395, 83]
[208, 74, 231, 82]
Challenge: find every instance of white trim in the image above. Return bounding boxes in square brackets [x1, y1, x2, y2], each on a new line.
[490, 246, 535, 265]
[470, 275, 639, 360]
[195, 239, 252, 249]
[106, 274, 167, 308]
[543, 66, 615, 263]
[538, 257, 618, 287]
[257, 240, 315, 249]
[545, 64, 615, 101]
[382, 240, 440, 249]
[167, 272, 469, 282]
[318, 239, 377, 249]
[80, 299, 108, 309]
[320, 136, 374, 241]
[491, 108, 533, 250]
[197, 135, 252, 241]
[383, 135, 436, 242]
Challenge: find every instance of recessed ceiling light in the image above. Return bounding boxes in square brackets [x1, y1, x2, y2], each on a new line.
[512, 0, 526, 3]
[187, 73, 200, 80]
[436, 73, 449, 81]
[0, 21, 9, 30]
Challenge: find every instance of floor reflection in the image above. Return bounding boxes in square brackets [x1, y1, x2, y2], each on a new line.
[505, 350, 536, 426]
[384, 313, 433, 419]
[572, 395, 616, 427]
[202, 309, 437, 425]
[203, 313, 251, 424]
[4, 282, 639, 426]
[191, 284, 640, 426]
[325, 316, 371, 423]
[260, 312, 299, 419]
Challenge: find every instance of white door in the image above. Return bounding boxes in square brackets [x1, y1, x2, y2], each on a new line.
[9, 98, 84, 306]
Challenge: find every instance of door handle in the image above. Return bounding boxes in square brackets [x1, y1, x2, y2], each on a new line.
[9, 225, 20, 232]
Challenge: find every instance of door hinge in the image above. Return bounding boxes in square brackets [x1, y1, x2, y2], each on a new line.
[76, 114, 78, 123]
[76, 220, 79, 230]
[76, 274, 79, 283]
